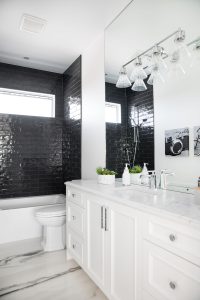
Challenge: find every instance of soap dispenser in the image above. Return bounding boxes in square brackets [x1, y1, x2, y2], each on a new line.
[141, 163, 149, 185]
[122, 163, 130, 186]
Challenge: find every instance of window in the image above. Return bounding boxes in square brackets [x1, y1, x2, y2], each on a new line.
[105, 102, 121, 123]
[0, 88, 55, 118]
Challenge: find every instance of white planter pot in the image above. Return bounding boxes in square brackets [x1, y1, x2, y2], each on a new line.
[97, 175, 115, 185]
[130, 173, 141, 184]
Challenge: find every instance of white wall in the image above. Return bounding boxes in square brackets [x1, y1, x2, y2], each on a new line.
[154, 64, 200, 186]
[81, 1, 132, 179]
[82, 33, 106, 179]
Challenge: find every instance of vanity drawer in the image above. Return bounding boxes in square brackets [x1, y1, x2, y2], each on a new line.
[67, 188, 85, 208]
[67, 202, 84, 236]
[142, 215, 200, 266]
[142, 241, 200, 300]
[67, 229, 84, 265]
[141, 290, 157, 300]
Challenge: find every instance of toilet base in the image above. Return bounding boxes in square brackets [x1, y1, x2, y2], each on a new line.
[42, 224, 65, 252]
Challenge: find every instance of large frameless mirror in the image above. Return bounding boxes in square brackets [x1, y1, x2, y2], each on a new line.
[105, 0, 200, 186]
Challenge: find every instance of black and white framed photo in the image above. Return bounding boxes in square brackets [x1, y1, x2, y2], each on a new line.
[194, 126, 200, 156]
[165, 127, 189, 156]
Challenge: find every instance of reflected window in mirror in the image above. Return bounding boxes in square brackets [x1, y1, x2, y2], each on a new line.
[105, 102, 121, 124]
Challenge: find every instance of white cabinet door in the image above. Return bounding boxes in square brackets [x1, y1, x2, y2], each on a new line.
[86, 196, 106, 290]
[108, 204, 137, 300]
[142, 240, 200, 300]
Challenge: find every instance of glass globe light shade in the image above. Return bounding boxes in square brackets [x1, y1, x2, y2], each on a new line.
[174, 29, 191, 59]
[130, 57, 147, 82]
[116, 67, 131, 88]
[147, 65, 165, 85]
[131, 78, 147, 92]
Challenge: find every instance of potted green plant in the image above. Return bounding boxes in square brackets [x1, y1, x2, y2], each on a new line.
[129, 165, 142, 184]
[96, 167, 117, 185]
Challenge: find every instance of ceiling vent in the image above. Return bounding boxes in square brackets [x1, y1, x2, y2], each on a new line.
[20, 14, 47, 34]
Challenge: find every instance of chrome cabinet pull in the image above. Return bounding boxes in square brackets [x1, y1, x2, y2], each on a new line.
[101, 206, 104, 229]
[169, 234, 176, 242]
[72, 193, 75, 198]
[72, 244, 76, 249]
[72, 215, 76, 220]
[169, 281, 176, 290]
[105, 208, 108, 231]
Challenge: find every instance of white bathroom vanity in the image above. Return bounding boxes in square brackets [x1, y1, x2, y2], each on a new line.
[65, 180, 200, 300]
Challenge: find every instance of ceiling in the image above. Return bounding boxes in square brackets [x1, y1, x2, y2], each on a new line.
[105, 0, 200, 83]
[0, 0, 131, 73]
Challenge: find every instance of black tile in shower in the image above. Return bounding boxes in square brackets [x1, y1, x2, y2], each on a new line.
[106, 80, 154, 176]
[0, 58, 82, 199]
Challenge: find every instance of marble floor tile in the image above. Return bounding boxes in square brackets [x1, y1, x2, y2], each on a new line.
[0, 239, 108, 300]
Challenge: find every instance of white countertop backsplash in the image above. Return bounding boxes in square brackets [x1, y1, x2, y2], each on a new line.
[65, 180, 200, 227]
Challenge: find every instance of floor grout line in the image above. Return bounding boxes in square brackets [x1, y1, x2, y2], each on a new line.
[0, 266, 81, 297]
[0, 250, 43, 267]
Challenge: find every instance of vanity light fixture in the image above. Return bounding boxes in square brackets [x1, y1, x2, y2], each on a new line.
[130, 57, 147, 91]
[173, 28, 191, 59]
[116, 28, 199, 91]
[170, 51, 186, 75]
[150, 45, 167, 70]
[132, 77, 147, 91]
[116, 67, 131, 88]
[147, 64, 165, 85]
[130, 57, 147, 82]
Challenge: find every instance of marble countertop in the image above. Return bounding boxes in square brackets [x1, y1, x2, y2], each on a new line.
[65, 180, 200, 227]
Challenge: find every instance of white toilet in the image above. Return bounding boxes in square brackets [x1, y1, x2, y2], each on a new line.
[35, 204, 66, 252]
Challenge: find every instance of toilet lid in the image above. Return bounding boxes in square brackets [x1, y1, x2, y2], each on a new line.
[36, 204, 66, 217]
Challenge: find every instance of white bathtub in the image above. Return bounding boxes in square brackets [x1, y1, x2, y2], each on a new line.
[0, 194, 65, 244]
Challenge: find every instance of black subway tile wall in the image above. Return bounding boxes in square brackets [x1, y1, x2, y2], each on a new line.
[0, 58, 81, 199]
[106, 82, 128, 176]
[106, 80, 154, 176]
[0, 115, 63, 198]
[0, 63, 63, 119]
[63, 56, 81, 182]
[127, 82, 154, 170]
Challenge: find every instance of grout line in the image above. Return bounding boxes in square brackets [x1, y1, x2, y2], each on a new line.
[0, 266, 81, 297]
[0, 250, 43, 267]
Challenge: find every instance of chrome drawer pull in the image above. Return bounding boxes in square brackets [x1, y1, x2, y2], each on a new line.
[169, 234, 176, 242]
[72, 244, 76, 249]
[105, 208, 108, 231]
[169, 281, 176, 290]
[72, 193, 76, 198]
[101, 206, 104, 229]
[72, 215, 76, 220]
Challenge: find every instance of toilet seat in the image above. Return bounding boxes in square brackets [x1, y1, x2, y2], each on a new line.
[36, 204, 66, 217]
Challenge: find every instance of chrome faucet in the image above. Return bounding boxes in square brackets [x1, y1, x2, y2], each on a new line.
[149, 171, 157, 190]
[140, 170, 157, 190]
[159, 170, 175, 189]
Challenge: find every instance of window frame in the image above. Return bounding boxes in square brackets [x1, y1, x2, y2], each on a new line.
[0, 87, 55, 118]
[105, 101, 121, 124]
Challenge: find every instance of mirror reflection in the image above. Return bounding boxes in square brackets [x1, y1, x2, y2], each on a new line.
[105, 0, 200, 186]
